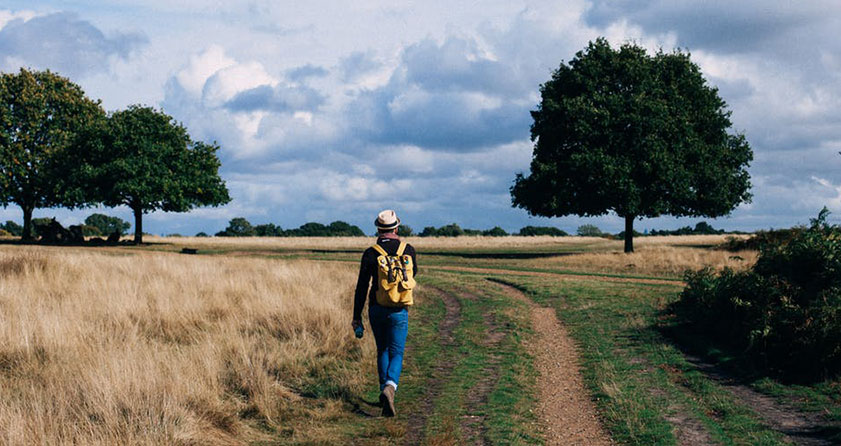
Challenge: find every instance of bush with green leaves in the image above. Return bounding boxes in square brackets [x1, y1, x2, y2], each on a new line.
[677, 208, 841, 379]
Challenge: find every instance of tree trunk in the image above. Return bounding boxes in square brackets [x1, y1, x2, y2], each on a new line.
[624, 214, 635, 253]
[133, 205, 143, 244]
[21, 204, 34, 242]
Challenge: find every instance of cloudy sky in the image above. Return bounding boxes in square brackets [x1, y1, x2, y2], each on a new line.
[2, 1, 841, 235]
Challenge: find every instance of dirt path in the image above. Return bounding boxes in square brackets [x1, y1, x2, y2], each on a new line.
[492, 280, 612, 445]
[426, 265, 683, 287]
[404, 285, 462, 446]
[686, 355, 838, 446]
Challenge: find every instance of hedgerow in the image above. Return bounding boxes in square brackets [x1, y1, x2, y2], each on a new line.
[677, 208, 841, 380]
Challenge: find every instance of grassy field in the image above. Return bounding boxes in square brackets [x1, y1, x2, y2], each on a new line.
[1, 234, 838, 445]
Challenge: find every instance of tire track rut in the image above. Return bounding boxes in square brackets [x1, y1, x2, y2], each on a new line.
[459, 287, 505, 446]
[404, 285, 461, 446]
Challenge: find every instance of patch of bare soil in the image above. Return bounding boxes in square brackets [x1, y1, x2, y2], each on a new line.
[493, 281, 612, 445]
[686, 355, 838, 446]
[663, 406, 717, 446]
[404, 286, 462, 446]
[427, 265, 682, 287]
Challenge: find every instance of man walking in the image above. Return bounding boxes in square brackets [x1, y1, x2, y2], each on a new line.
[352, 209, 418, 417]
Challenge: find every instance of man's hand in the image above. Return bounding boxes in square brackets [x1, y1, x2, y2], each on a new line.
[351, 319, 362, 330]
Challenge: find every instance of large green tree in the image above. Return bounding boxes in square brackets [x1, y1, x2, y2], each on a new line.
[89, 105, 230, 243]
[0, 69, 105, 240]
[511, 39, 753, 252]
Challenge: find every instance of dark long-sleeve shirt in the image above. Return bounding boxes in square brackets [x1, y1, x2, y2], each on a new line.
[353, 236, 418, 320]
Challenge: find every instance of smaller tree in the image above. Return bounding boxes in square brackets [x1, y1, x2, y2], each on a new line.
[86, 105, 230, 243]
[419, 226, 438, 237]
[217, 217, 255, 237]
[84, 213, 130, 236]
[327, 221, 365, 236]
[437, 223, 465, 237]
[398, 224, 413, 236]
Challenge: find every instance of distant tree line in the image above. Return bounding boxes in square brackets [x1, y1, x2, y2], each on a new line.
[214, 217, 366, 237]
[414, 223, 567, 237]
[0, 68, 230, 243]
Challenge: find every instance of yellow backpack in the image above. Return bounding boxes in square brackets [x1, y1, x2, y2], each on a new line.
[372, 242, 415, 307]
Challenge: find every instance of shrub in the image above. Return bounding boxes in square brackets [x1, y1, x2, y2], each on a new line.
[80, 225, 102, 237]
[677, 208, 841, 380]
[0, 228, 11, 237]
[518, 226, 567, 236]
[398, 224, 413, 236]
[576, 224, 603, 236]
[32, 218, 55, 238]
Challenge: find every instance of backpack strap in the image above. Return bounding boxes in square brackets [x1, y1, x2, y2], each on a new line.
[371, 244, 388, 256]
[396, 241, 407, 256]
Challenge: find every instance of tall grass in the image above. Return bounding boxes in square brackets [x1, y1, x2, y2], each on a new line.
[535, 245, 757, 277]
[0, 247, 367, 445]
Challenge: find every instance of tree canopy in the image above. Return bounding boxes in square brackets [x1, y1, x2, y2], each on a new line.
[87, 105, 230, 243]
[511, 39, 753, 252]
[0, 69, 105, 240]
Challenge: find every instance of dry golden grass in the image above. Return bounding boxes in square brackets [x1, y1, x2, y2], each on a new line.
[535, 245, 757, 277]
[0, 246, 369, 445]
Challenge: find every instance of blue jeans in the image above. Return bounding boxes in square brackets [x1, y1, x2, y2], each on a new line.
[368, 305, 408, 391]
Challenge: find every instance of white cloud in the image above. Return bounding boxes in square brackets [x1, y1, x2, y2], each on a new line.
[202, 61, 276, 107]
[175, 45, 237, 97]
[0, 9, 36, 29]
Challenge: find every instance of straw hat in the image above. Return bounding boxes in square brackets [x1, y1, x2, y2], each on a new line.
[375, 209, 400, 231]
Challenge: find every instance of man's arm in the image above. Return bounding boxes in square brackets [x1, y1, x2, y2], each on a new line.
[409, 245, 418, 277]
[352, 250, 373, 323]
